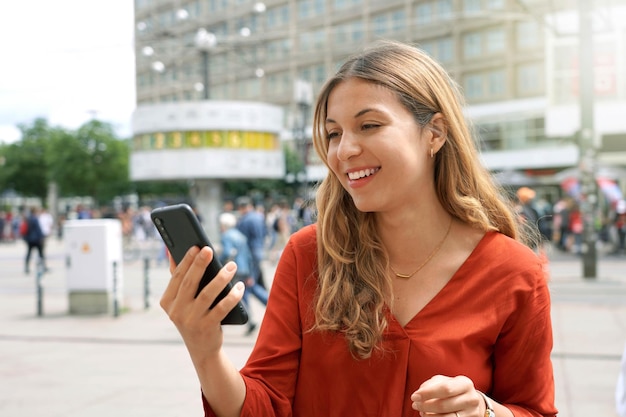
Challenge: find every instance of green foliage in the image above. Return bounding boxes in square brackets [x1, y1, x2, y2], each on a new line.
[47, 120, 131, 203]
[284, 143, 305, 176]
[0, 118, 59, 200]
[0, 118, 133, 204]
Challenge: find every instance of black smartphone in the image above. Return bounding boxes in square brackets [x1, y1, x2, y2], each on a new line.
[150, 203, 248, 325]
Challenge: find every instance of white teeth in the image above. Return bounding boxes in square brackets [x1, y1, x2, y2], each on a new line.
[348, 168, 379, 180]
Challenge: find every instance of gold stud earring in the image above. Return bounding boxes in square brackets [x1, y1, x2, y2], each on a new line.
[430, 148, 434, 158]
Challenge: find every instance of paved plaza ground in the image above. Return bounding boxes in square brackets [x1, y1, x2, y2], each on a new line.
[1, 236, 625, 416]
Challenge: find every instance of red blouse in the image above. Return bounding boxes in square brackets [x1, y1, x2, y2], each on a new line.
[204, 226, 557, 417]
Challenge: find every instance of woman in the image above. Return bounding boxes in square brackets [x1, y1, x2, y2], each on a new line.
[161, 40, 557, 417]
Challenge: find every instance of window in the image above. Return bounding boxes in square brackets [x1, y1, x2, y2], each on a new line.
[373, 13, 389, 36]
[315, 64, 326, 84]
[313, 0, 325, 15]
[334, 0, 361, 11]
[351, 20, 364, 42]
[298, 0, 326, 18]
[517, 62, 544, 95]
[487, 0, 505, 10]
[391, 10, 406, 32]
[463, 32, 481, 59]
[486, 28, 505, 53]
[416, 3, 433, 25]
[516, 20, 541, 49]
[267, 39, 290, 61]
[477, 123, 501, 150]
[298, 0, 312, 20]
[207, 0, 228, 13]
[487, 70, 506, 97]
[438, 37, 454, 63]
[420, 41, 436, 57]
[374, 10, 405, 36]
[299, 29, 325, 51]
[334, 23, 350, 44]
[189, 0, 201, 18]
[334, 0, 347, 10]
[463, 0, 481, 15]
[437, 0, 453, 20]
[420, 37, 454, 64]
[464, 74, 483, 99]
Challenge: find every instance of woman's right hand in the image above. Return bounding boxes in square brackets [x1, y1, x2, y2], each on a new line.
[160, 246, 246, 358]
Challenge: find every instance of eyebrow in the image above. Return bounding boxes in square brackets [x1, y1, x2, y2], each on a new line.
[325, 108, 381, 124]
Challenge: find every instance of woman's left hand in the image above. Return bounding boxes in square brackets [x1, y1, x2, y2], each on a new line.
[410, 375, 483, 417]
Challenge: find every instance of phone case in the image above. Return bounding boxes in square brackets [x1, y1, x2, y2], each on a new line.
[151, 203, 248, 325]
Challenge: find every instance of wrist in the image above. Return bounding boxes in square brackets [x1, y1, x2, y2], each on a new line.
[476, 390, 495, 417]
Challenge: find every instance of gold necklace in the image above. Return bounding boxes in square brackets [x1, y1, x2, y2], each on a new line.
[389, 218, 453, 279]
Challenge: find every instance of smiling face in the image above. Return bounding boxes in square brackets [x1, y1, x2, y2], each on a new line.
[325, 77, 440, 214]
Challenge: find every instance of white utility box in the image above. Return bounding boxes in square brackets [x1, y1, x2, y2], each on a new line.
[64, 219, 123, 314]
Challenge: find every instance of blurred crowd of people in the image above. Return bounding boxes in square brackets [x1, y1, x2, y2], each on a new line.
[513, 186, 626, 256]
[3, 187, 624, 279]
[0, 196, 314, 328]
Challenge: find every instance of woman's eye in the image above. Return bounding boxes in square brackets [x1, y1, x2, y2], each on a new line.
[327, 131, 341, 140]
[362, 123, 380, 130]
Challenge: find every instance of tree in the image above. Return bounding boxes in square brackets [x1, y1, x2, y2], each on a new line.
[0, 118, 59, 201]
[47, 119, 131, 204]
[0, 118, 134, 205]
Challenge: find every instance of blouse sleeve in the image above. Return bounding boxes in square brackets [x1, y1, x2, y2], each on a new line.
[491, 260, 557, 417]
[203, 229, 315, 417]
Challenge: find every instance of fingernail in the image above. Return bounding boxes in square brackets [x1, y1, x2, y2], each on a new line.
[198, 247, 210, 260]
[225, 261, 237, 272]
[235, 281, 245, 291]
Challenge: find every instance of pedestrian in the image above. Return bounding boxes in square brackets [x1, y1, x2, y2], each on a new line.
[515, 186, 547, 253]
[23, 207, 46, 274]
[38, 207, 54, 260]
[236, 196, 268, 289]
[160, 40, 556, 417]
[552, 197, 571, 251]
[219, 212, 268, 336]
[613, 199, 626, 255]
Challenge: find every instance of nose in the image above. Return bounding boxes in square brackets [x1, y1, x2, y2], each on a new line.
[335, 132, 361, 161]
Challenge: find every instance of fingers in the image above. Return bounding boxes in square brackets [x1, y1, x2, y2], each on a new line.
[177, 246, 216, 299]
[161, 246, 200, 309]
[161, 246, 245, 324]
[192, 261, 245, 320]
[411, 375, 481, 415]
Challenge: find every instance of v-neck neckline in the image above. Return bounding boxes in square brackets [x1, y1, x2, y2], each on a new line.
[385, 231, 495, 332]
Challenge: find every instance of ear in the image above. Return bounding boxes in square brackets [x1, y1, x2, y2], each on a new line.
[428, 113, 447, 152]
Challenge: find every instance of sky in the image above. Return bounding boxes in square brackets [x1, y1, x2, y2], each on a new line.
[0, 0, 136, 143]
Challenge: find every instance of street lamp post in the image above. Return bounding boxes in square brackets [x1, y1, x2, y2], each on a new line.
[578, 0, 598, 279]
[294, 80, 313, 198]
[194, 28, 217, 100]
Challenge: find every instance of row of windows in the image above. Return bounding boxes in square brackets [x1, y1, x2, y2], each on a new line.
[138, 59, 545, 107]
[477, 118, 547, 151]
[139, 18, 542, 69]
[463, 62, 544, 101]
[136, 0, 511, 35]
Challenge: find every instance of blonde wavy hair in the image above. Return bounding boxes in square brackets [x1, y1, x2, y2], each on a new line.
[310, 40, 524, 359]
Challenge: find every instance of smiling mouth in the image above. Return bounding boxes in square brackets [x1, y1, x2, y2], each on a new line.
[347, 168, 380, 181]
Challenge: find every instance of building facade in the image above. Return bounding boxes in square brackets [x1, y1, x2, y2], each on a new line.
[133, 0, 626, 205]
